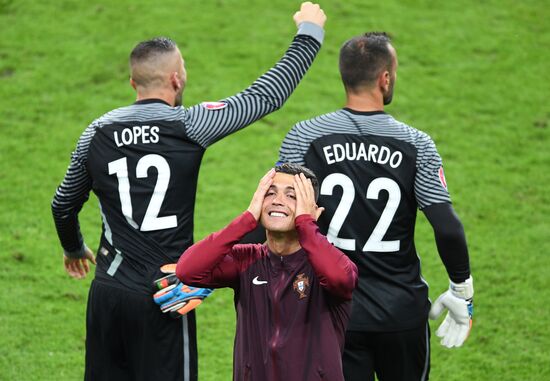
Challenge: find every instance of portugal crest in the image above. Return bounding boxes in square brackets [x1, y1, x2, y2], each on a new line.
[293, 273, 310, 299]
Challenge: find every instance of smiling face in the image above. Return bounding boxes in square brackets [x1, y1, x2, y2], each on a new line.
[260, 172, 297, 233]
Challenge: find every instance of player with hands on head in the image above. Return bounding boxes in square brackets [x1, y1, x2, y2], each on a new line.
[176, 163, 358, 381]
[51, 3, 327, 380]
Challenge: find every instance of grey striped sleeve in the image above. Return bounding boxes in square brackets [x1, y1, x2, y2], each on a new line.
[414, 133, 452, 209]
[51, 121, 98, 258]
[279, 122, 309, 165]
[185, 25, 323, 148]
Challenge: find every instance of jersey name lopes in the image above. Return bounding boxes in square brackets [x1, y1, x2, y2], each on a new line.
[113, 125, 160, 147]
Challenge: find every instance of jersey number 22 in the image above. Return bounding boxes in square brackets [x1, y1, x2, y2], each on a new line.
[321, 173, 401, 253]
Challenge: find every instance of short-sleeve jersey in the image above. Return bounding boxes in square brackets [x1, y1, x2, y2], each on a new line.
[279, 108, 451, 331]
[52, 30, 322, 294]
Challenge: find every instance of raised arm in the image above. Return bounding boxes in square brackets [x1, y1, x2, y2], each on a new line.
[185, 2, 326, 148]
[293, 173, 358, 300]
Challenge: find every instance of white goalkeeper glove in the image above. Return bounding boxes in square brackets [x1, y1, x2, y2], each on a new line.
[429, 276, 474, 348]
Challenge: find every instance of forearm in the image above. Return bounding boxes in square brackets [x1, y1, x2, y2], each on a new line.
[296, 215, 358, 300]
[423, 203, 471, 282]
[51, 164, 92, 258]
[176, 211, 258, 286]
[187, 23, 323, 147]
[240, 22, 323, 109]
[51, 202, 85, 256]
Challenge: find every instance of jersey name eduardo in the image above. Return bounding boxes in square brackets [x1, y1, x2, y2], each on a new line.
[322, 141, 403, 168]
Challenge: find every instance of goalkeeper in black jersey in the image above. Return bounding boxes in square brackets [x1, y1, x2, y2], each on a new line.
[52, 3, 326, 380]
[279, 32, 473, 381]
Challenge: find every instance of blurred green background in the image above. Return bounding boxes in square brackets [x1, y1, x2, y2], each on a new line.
[1, 0, 549, 379]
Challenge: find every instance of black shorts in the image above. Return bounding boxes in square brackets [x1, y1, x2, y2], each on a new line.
[343, 324, 430, 381]
[84, 280, 197, 381]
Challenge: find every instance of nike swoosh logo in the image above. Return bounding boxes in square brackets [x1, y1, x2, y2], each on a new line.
[252, 276, 268, 285]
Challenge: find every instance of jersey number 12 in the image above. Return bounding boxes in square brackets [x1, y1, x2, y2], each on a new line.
[108, 154, 177, 232]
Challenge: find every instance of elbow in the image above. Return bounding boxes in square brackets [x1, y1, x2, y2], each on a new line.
[327, 263, 358, 300]
[343, 263, 359, 300]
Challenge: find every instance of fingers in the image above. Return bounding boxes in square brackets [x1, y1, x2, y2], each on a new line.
[81, 258, 90, 274]
[428, 294, 445, 319]
[260, 168, 276, 184]
[161, 263, 177, 274]
[294, 2, 326, 28]
[64, 257, 86, 279]
[315, 206, 325, 220]
[256, 168, 275, 198]
[442, 319, 459, 348]
[84, 247, 97, 265]
[248, 169, 275, 221]
[454, 323, 470, 347]
[435, 313, 451, 338]
[64, 252, 96, 279]
[435, 312, 471, 348]
[294, 173, 318, 218]
[293, 174, 306, 200]
[294, 173, 314, 201]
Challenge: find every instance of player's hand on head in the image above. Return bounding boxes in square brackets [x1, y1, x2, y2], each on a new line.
[429, 276, 474, 348]
[63, 246, 96, 279]
[247, 168, 275, 221]
[294, 173, 324, 220]
[293, 2, 326, 28]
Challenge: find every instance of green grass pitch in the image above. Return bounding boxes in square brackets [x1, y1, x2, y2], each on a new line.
[0, 0, 549, 379]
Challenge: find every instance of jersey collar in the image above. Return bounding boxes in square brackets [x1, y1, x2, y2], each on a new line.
[343, 108, 386, 116]
[134, 98, 172, 107]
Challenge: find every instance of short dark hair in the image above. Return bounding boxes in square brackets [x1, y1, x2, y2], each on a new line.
[275, 163, 319, 201]
[339, 32, 393, 91]
[130, 37, 178, 65]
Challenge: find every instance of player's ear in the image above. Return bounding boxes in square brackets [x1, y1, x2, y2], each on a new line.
[379, 70, 390, 92]
[130, 77, 137, 90]
[170, 72, 181, 92]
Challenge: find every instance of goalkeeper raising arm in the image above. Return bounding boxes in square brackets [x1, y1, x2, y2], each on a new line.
[51, 3, 327, 381]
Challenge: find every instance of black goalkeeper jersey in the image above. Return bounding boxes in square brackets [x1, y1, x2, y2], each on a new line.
[279, 109, 452, 331]
[52, 24, 323, 294]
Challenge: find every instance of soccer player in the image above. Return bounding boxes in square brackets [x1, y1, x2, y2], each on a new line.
[176, 164, 358, 381]
[279, 32, 474, 381]
[51, 4, 326, 381]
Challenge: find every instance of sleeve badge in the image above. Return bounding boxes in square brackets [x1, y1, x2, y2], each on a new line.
[438, 166, 448, 190]
[201, 101, 228, 110]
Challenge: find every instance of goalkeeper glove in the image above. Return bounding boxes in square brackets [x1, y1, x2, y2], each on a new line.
[429, 276, 474, 348]
[153, 264, 213, 318]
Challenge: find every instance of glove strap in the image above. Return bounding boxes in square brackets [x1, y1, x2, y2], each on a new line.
[449, 275, 474, 300]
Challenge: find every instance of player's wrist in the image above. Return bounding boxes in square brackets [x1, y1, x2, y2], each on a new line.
[64, 243, 89, 259]
[296, 22, 325, 44]
[449, 275, 474, 300]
